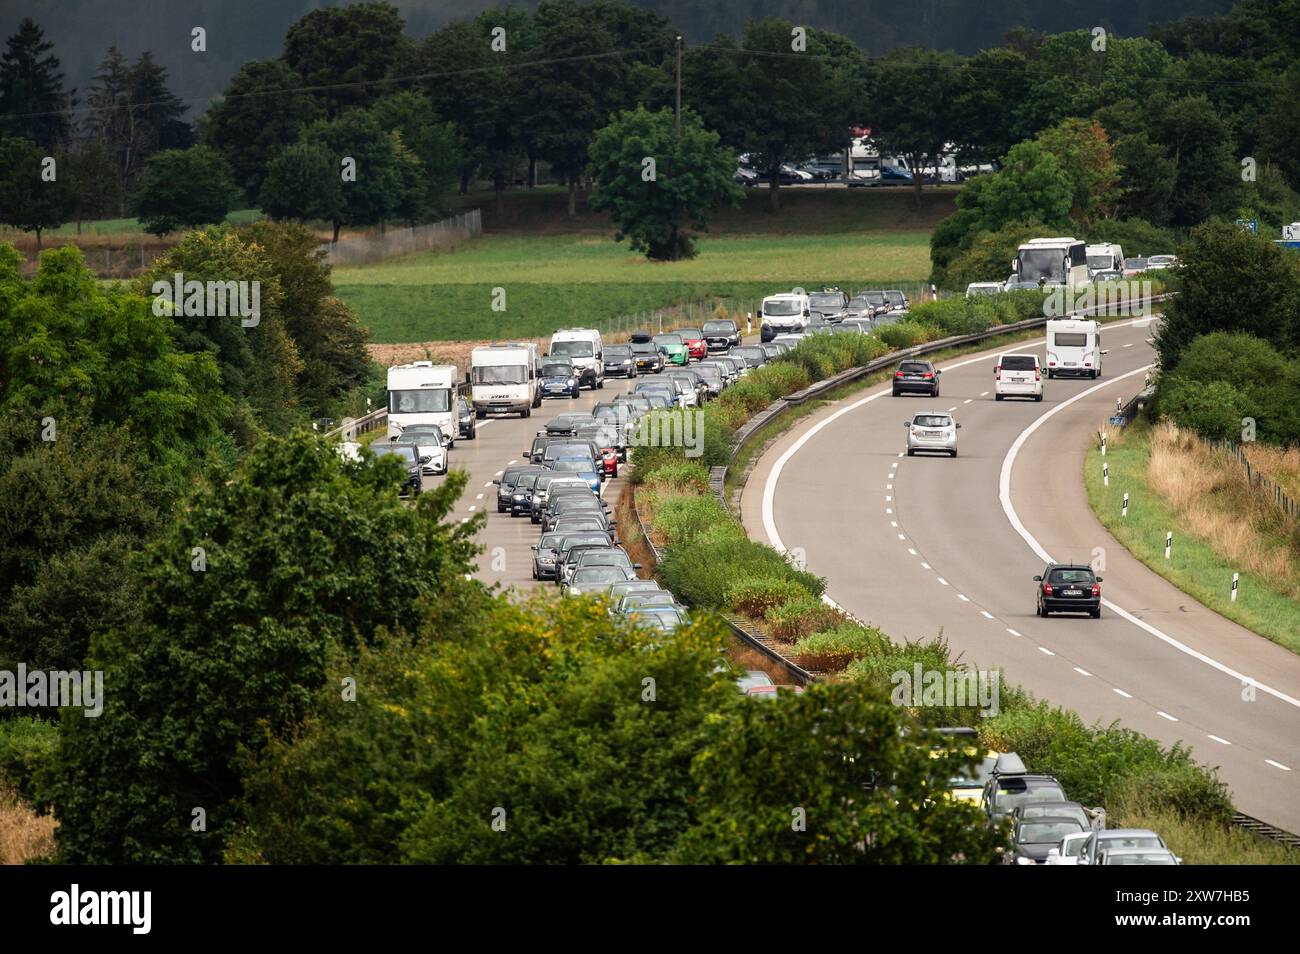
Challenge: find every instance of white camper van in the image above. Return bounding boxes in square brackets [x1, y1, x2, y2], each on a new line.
[1012, 237, 1089, 289]
[1045, 318, 1106, 378]
[1085, 243, 1124, 278]
[387, 362, 458, 442]
[470, 343, 542, 418]
[548, 328, 604, 389]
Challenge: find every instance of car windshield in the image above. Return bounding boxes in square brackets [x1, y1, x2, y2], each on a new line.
[542, 363, 573, 377]
[631, 342, 657, 354]
[994, 780, 1065, 811]
[703, 320, 733, 333]
[515, 473, 538, 490]
[886, 291, 906, 304]
[580, 551, 632, 568]
[1087, 255, 1115, 270]
[389, 388, 451, 413]
[537, 533, 564, 551]
[374, 445, 417, 464]
[950, 756, 998, 787]
[545, 443, 589, 459]
[398, 425, 445, 443]
[1000, 355, 1037, 370]
[550, 340, 594, 358]
[654, 335, 682, 347]
[552, 459, 595, 473]
[1021, 821, 1084, 844]
[1101, 835, 1164, 851]
[864, 291, 887, 304]
[605, 346, 631, 357]
[913, 415, 952, 428]
[472, 364, 528, 385]
[1048, 568, 1095, 585]
[763, 299, 801, 316]
[809, 293, 841, 306]
[573, 566, 626, 584]
[1106, 852, 1176, 865]
[1017, 248, 1067, 283]
[677, 328, 702, 339]
[899, 362, 930, 373]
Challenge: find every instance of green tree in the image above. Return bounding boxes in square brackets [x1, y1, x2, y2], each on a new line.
[283, 1, 406, 117]
[1110, 130, 1178, 226]
[0, 17, 69, 148]
[48, 432, 483, 863]
[133, 145, 238, 236]
[0, 136, 69, 247]
[297, 110, 410, 241]
[1156, 96, 1241, 227]
[951, 48, 1031, 163]
[588, 106, 743, 261]
[257, 141, 346, 234]
[1035, 119, 1121, 229]
[871, 47, 964, 206]
[204, 59, 322, 197]
[942, 219, 1048, 291]
[1257, 66, 1300, 192]
[369, 92, 461, 219]
[61, 138, 117, 232]
[1155, 220, 1300, 371]
[965, 141, 1073, 233]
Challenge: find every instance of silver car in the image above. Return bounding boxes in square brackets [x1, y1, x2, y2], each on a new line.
[905, 411, 960, 457]
[1079, 828, 1170, 865]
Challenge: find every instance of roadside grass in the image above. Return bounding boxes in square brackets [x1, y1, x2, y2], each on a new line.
[0, 208, 263, 243]
[1112, 804, 1300, 865]
[0, 786, 55, 865]
[336, 231, 934, 343]
[1085, 420, 1300, 654]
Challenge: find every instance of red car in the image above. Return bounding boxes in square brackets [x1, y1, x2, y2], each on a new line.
[676, 327, 708, 361]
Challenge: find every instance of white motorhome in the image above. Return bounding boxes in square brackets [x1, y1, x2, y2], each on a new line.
[387, 362, 457, 442]
[759, 290, 811, 342]
[1012, 237, 1089, 289]
[548, 328, 605, 389]
[470, 343, 542, 418]
[1045, 318, 1106, 379]
[1085, 243, 1125, 278]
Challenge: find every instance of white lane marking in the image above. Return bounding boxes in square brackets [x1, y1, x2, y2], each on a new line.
[980, 610, 994, 619]
[1265, 759, 1292, 771]
[897, 533, 906, 540]
[1073, 667, 1091, 677]
[886, 495, 892, 501]
[896, 453, 903, 458]
[468, 506, 476, 512]
[1123, 342, 1134, 348]
[1007, 628, 1021, 637]
[947, 406, 957, 412]
[936, 577, 949, 586]
[887, 483, 893, 490]
[1113, 688, 1133, 699]
[475, 493, 484, 500]
[508, 459, 517, 465]
[1038, 646, 1055, 656]
[1208, 735, 1232, 745]
[980, 391, 989, 396]
[890, 521, 898, 527]
[957, 593, 970, 602]
[1157, 711, 1179, 722]
[921, 562, 931, 569]
[963, 399, 973, 404]
[886, 508, 893, 514]
[460, 517, 470, 524]
[998, 362, 1300, 713]
[891, 462, 899, 468]
[484, 481, 494, 487]
[494, 471, 503, 477]
[907, 548, 917, 555]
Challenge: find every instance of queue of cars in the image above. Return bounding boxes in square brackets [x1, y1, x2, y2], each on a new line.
[759, 286, 911, 341]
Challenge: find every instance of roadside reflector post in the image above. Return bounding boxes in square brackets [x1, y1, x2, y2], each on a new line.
[1231, 572, 1239, 602]
[1103, 462, 1109, 486]
[1165, 532, 1173, 560]
[1122, 492, 1129, 517]
[1101, 431, 1107, 456]
[746, 312, 752, 336]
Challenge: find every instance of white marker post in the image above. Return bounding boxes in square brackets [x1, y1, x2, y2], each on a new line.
[1164, 532, 1173, 560]
[1103, 462, 1109, 487]
[1101, 432, 1107, 456]
[746, 313, 752, 336]
[1122, 492, 1129, 517]
[1231, 572, 1239, 602]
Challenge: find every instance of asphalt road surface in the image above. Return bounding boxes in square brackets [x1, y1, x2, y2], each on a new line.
[742, 317, 1300, 831]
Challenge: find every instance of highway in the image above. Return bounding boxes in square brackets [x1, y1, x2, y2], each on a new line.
[740, 317, 1300, 831]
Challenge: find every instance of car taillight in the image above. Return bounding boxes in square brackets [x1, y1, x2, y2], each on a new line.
[1035, 368, 1041, 381]
[1091, 583, 1100, 597]
[1042, 583, 1053, 595]
[995, 366, 1001, 379]
[895, 370, 904, 377]
[922, 372, 934, 379]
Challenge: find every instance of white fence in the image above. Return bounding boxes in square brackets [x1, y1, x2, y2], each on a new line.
[324, 209, 482, 266]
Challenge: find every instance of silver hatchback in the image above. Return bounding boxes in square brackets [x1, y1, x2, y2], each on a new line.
[905, 411, 960, 457]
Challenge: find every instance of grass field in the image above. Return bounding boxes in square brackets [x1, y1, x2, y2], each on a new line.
[1085, 420, 1300, 654]
[337, 230, 935, 343]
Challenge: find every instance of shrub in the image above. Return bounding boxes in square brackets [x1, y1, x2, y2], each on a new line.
[723, 577, 814, 616]
[764, 596, 847, 642]
[0, 717, 58, 806]
[653, 494, 730, 548]
[658, 533, 824, 610]
[638, 459, 711, 494]
[790, 623, 892, 672]
[753, 361, 810, 398]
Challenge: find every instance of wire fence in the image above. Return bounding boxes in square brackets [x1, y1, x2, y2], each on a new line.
[1208, 437, 1300, 520]
[324, 209, 482, 267]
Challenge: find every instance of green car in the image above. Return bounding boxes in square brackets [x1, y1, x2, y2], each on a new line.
[653, 333, 689, 366]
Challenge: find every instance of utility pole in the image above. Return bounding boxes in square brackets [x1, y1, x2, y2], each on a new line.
[675, 35, 683, 136]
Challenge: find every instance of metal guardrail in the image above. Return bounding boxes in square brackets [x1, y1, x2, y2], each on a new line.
[1232, 812, 1300, 851]
[322, 408, 388, 441]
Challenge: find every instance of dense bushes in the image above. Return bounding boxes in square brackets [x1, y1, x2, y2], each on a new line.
[723, 577, 814, 616]
[657, 530, 824, 610]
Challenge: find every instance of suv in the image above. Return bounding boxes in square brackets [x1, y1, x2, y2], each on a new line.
[980, 753, 1067, 826]
[702, 318, 741, 351]
[1034, 564, 1102, 618]
[994, 353, 1043, 401]
[892, 360, 941, 397]
[808, 288, 849, 321]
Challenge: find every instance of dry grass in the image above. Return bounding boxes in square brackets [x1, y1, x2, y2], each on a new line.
[0, 785, 55, 865]
[1145, 422, 1300, 597]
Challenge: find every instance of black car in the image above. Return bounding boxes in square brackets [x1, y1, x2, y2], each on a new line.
[495, 464, 542, 513]
[539, 358, 580, 399]
[981, 754, 1067, 825]
[702, 318, 741, 351]
[859, 289, 890, 316]
[455, 395, 476, 441]
[1011, 815, 1088, 865]
[509, 471, 540, 516]
[884, 289, 909, 311]
[630, 340, 663, 373]
[602, 344, 638, 378]
[892, 360, 941, 397]
[808, 289, 849, 321]
[729, 346, 767, 369]
[531, 531, 567, 581]
[1034, 564, 1102, 618]
[371, 442, 423, 497]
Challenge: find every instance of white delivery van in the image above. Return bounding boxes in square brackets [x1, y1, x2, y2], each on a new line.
[1045, 319, 1106, 378]
[994, 352, 1043, 401]
[1085, 243, 1124, 278]
[548, 328, 604, 389]
[387, 362, 458, 442]
[470, 343, 542, 418]
[759, 291, 811, 342]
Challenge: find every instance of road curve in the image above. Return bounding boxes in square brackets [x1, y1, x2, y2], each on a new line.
[741, 318, 1300, 831]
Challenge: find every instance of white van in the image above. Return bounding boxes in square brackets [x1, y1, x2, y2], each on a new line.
[1045, 319, 1106, 378]
[759, 291, 810, 341]
[548, 328, 604, 389]
[1012, 237, 1089, 289]
[1085, 243, 1125, 278]
[387, 362, 457, 442]
[470, 343, 542, 418]
[994, 353, 1043, 401]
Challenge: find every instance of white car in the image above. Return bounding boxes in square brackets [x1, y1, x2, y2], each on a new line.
[994, 353, 1044, 401]
[1099, 847, 1181, 865]
[965, 282, 1004, 298]
[413, 440, 448, 477]
[1044, 831, 1091, 865]
[905, 411, 960, 457]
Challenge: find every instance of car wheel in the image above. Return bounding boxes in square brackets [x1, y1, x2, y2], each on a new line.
[1035, 601, 1042, 617]
[1034, 394, 1043, 402]
[1091, 608, 1101, 619]
[933, 386, 940, 397]
[995, 393, 1004, 401]
[597, 379, 604, 389]
[523, 407, 531, 418]
[906, 448, 915, 456]
[1046, 371, 1055, 379]
[892, 388, 900, 397]
[950, 449, 957, 457]
[475, 410, 486, 420]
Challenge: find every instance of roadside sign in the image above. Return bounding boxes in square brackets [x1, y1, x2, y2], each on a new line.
[1108, 414, 1126, 426]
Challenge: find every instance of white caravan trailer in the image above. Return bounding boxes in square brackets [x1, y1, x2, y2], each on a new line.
[1045, 318, 1106, 379]
[386, 362, 458, 442]
[470, 343, 542, 418]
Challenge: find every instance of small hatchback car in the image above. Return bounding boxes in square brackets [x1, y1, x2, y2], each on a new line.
[892, 360, 941, 397]
[905, 411, 960, 457]
[1034, 564, 1102, 618]
[994, 353, 1044, 401]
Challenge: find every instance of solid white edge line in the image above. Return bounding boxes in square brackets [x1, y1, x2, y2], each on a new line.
[1264, 760, 1291, 771]
[997, 361, 1300, 712]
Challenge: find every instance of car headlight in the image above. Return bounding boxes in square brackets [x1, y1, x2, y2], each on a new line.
[568, 378, 576, 386]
